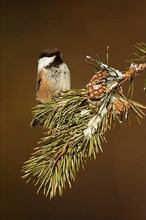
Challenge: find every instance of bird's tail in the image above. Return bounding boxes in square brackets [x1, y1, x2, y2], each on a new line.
[30, 118, 40, 127]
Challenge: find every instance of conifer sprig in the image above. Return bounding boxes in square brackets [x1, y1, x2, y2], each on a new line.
[22, 43, 146, 199]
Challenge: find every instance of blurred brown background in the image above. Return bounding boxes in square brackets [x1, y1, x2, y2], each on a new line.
[0, 0, 145, 220]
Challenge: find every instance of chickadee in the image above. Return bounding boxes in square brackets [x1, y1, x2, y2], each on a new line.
[31, 48, 71, 127]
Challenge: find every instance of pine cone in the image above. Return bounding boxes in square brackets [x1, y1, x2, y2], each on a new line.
[86, 70, 107, 99]
[125, 67, 135, 78]
[113, 99, 130, 114]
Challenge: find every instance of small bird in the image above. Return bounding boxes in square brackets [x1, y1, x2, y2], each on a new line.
[31, 48, 71, 127]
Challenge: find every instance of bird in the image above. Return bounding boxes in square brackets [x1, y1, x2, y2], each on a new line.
[30, 48, 71, 127]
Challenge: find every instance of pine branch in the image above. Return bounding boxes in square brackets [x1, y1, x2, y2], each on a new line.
[21, 43, 146, 200]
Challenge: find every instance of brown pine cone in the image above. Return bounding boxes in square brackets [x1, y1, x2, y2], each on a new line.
[86, 70, 107, 99]
[113, 99, 130, 114]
